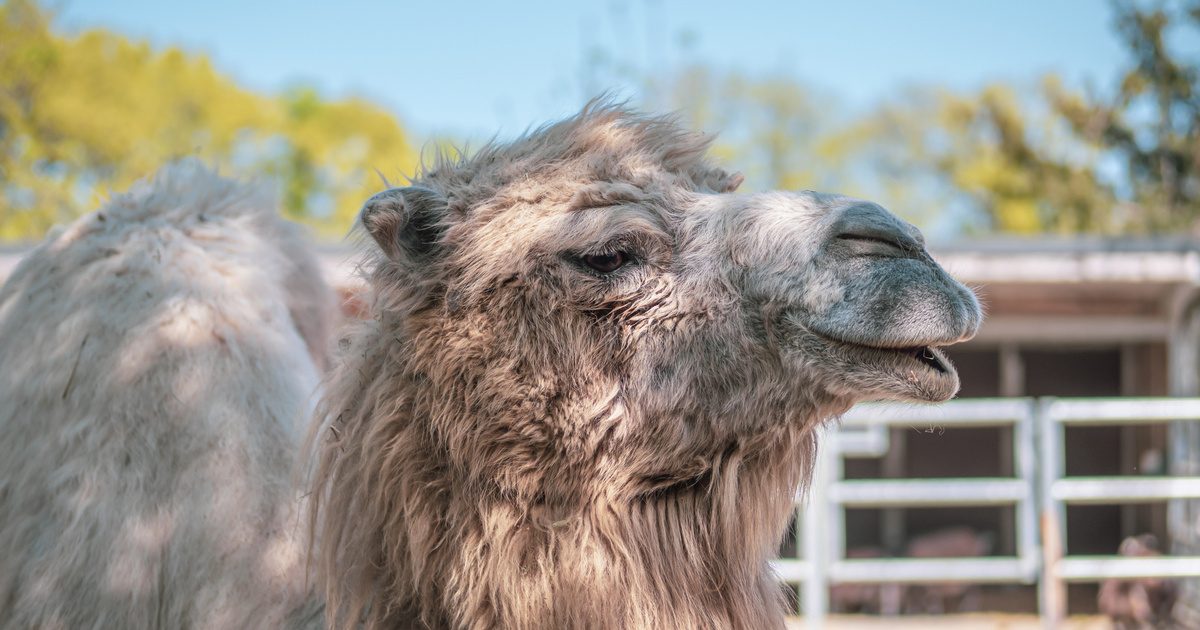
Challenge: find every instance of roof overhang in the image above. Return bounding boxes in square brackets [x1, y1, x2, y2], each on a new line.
[931, 239, 1200, 345]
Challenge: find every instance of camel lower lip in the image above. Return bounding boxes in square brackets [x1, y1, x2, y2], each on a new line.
[859, 343, 960, 401]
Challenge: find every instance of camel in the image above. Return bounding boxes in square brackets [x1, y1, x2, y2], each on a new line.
[0, 161, 334, 629]
[1099, 534, 1178, 629]
[903, 526, 994, 614]
[309, 102, 983, 629]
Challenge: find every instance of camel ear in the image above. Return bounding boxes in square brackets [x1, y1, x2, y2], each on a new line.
[704, 169, 744, 193]
[721, 172, 745, 193]
[360, 186, 447, 261]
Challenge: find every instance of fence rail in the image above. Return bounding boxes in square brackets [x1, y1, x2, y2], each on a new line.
[777, 396, 1200, 628]
[1038, 397, 1200, 625]
[829, 557, 1030, 584]
[831, 478, 1029, 506]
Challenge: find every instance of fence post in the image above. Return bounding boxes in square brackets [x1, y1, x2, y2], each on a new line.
[1037, 397, 1066, 628]
[1016, 400, 1040, 581]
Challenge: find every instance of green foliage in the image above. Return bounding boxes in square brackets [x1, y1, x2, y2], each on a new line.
[660, 66, 853, 193]
[661, 68, 972, 231]
[900, 84, 1116, 234]
[0, 0, 418, 242]
[1044, 0, 1200, 232]
[838, 0, 1200, 235]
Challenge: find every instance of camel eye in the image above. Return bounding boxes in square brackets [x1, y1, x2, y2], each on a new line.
[582, 251, 628, 273]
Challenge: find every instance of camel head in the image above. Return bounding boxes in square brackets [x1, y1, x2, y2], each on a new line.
[317, 102, 981, 628]
[357, 107, 979, 474]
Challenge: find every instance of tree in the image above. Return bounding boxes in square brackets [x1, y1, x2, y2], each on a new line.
[931, 84, 1116, 234]
[267, 86, 418, 232]
[660, 66, 846, 193]
[0, 0, 419, 242]
[892, 0, 1200, 235]
[1048, 0, 1200, 233]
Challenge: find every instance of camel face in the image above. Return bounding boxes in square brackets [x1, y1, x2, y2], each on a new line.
[363, 181, 978, 430]
[717, 191, 982, 402]
[358, 162, 980, 491]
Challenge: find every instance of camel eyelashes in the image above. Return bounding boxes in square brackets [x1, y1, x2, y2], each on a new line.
[582, 251, 630, 273]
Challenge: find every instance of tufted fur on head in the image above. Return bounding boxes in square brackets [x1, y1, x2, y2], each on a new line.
[0, 161, 335, 629]
[310, 100, 981, 629]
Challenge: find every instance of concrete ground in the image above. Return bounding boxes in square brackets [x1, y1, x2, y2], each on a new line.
[786, 614, 1111, 629]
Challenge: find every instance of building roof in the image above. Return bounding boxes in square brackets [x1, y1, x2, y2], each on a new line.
[928, 238, 1200, 285]
[934, 236, 1200, 255]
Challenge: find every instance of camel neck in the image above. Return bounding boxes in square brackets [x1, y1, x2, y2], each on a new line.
[387, 424, 814, 629]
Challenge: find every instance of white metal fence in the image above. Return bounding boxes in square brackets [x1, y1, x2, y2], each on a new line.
[1038, 398, 1200, 625]
[774, 397, 1200, 628]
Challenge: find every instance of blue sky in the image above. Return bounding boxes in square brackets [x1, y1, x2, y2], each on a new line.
[57, 1, 1135, 140]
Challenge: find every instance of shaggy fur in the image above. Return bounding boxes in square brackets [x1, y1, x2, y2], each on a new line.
[0, 162, 334, 629]
[311, 102, 982, 629]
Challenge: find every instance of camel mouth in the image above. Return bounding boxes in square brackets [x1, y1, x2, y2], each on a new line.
[847, 341, 959, 401]
[804, 331, 963, 402]
[895, 345, 950, 374]
[835, 340, 955, 376]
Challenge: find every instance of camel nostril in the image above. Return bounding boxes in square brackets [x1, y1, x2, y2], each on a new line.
[837, 232, 905, 249]
[835, 231, 915, 257]
[830, 202, 924, 255]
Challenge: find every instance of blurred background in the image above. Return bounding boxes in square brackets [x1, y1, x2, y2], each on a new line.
[3, 0, 1197, 242]
[4, 0, 1200, 627]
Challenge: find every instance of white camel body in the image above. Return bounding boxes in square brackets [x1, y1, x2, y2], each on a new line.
[0, 163, 332, 629]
